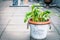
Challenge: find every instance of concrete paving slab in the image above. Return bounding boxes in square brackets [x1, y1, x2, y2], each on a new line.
[0, 24, 7, 35]
[0, 24, 6, 31]
[50, 12, 60, 34]
[9, 7, 30, 16]
[1, 31, 30, 40]
[47, 32, 60, 40]
[0, 18, 10, 25]
[8, 16, 25, 24]
[5, 24, 29, 31]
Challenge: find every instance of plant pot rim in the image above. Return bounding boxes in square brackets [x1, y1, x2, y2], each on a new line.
[28, 19, 50, 25]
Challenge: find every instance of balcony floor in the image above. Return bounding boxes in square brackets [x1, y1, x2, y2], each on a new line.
[0, 1, 60, 40]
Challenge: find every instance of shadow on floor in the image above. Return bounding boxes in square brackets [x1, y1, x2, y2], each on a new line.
[30, 36, 47, 40]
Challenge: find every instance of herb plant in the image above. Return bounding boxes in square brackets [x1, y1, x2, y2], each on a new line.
[24, 5, 50, 23]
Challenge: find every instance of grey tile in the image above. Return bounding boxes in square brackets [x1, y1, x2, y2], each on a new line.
[0, 19, 10, 25]
[8, 16, 25, 24]
[0, 24, 6, 35]
[1, 31, 30, 40]
[0, 24, 6, 31]
[5, 24, 30, 31]
[47, 31, 60, 40]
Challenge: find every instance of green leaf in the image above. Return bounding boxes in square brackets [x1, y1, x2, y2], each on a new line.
[31, 4, 35, 10]
[45, 10, 50, 14]
[24, 18, 28, 23]
[24, 12, 32, 23]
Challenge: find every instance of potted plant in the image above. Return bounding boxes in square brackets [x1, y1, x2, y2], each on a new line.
[24, 4, 51, 39]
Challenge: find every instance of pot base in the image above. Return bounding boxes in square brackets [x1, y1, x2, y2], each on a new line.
[30, 36, 47, 40]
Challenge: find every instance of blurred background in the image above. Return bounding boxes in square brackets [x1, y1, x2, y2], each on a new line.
[0, 0, 60, 40]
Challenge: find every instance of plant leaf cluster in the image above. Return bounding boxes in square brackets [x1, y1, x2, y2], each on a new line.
[24, 4, 50, 23]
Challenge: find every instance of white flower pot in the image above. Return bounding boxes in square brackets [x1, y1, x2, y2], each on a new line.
[30, 24, 49, 39]
[28, 19, 50, 39]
